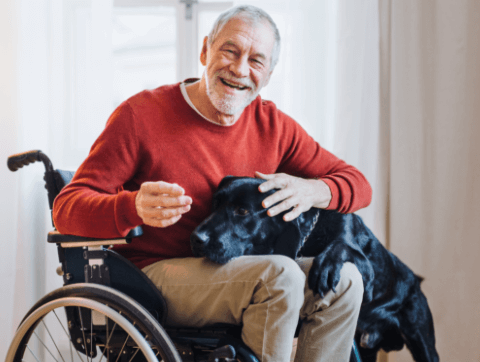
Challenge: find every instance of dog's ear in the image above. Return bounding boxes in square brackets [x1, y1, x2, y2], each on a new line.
[274, 208, 320, 259]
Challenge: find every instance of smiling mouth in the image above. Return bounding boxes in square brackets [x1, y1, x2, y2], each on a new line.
[220, 78, 249, 91]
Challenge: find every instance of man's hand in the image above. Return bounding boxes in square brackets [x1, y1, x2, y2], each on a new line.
[135, 181, 192, 228]
[255, 172, 332, 222]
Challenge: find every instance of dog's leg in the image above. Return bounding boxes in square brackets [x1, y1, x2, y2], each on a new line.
[302, 212, 375, 302]
[307, 242, 366, 298]
[399, 289, 439, 362]
[356, 343, 380, 362]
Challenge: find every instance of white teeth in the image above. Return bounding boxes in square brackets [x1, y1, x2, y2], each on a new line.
[222, 79, 247, 90]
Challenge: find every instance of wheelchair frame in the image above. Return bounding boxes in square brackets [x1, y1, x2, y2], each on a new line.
[6, 150, 362, 362]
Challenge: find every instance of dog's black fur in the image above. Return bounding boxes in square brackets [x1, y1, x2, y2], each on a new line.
[191, 177, 439, 362]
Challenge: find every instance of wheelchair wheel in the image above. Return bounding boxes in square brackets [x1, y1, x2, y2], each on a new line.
[6, 284, 182, 362]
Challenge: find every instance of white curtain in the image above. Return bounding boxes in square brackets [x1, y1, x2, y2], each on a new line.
[0, 0, 21, 357]
[1, 0, 382, 358]
[0, 0, 114, 358]
[3, 0, 480, 361]
[238, 0, 382, 235]
[1, 0, 53, 357]
[383, 1, 480, 361]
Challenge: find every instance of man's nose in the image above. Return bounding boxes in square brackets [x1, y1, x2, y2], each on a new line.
[229, 56, 249, 78]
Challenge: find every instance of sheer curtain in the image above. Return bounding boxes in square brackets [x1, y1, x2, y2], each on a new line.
[234, 0, 382, 234]
[383, 1, 480, 361]
[0, 0, 383, 358]
[0, 0, 115, 358]
[1, 0, 20, 358]
[4, 0, 480, 361]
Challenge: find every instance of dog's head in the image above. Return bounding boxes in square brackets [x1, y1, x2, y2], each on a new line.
[191, 176, 319, 264]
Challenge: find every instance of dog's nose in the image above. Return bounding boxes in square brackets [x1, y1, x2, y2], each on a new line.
[190, 231, 210, 257]
[190, 231, 209, 246]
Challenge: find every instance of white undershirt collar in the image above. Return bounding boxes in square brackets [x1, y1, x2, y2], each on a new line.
[180, 81, 232, 127]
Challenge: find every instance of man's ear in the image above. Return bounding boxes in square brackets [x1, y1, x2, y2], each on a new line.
[200, 36, 208, 66]
[263, 68, 273, 87]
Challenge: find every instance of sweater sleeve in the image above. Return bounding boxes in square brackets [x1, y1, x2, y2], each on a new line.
[53, 101, 143, 238]
[276, 113, 372, 214]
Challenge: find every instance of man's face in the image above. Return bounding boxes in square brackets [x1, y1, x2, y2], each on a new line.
[200, 17, 275, 117]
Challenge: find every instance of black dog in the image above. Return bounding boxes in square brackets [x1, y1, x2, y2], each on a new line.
[191, 177, 439, 362]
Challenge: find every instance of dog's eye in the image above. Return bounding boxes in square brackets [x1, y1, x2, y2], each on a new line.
[235, 207, 249, 216]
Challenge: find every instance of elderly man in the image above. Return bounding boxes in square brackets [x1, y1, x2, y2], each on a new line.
[54, 5, 371, 362]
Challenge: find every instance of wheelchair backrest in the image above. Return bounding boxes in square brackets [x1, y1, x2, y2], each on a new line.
[8, 150, 168, 326]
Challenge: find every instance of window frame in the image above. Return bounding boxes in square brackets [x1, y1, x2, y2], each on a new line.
[113, 0, 233, 81]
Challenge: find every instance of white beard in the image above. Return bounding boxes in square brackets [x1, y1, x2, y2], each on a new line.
[204, 70, 260, 116]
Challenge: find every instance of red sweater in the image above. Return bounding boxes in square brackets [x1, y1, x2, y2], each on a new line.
[53, 82, 372, 269]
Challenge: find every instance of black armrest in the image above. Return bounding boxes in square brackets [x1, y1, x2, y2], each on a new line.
[48, 226, 143, 244]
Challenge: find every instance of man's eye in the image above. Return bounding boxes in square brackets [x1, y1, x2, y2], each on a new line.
[235, 207, 249, 216]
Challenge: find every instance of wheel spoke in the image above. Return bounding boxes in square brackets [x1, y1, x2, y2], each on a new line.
[77, 307, 91, 362]
[106, 316, 109, 362]
[97, 321, 117, 362]
[128, 348, 140, 362]
[25, 344, 41, 362]
[114, 322, 134, 362]
[52, 310, 85, 362]
[90, 310, 93, 360]
[10, 291, 171, 362]
[41, 320, 67, 362]
[33, 330, 61, 362]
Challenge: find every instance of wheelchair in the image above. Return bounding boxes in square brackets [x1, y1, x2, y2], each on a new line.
[6, 150, 363, 362]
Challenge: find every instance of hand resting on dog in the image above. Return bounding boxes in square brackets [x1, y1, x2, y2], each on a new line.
[255, 171, 332, 221]
[191, 176, 439, 362]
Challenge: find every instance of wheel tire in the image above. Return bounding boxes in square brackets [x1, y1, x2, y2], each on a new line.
[6, 283, 182, 362]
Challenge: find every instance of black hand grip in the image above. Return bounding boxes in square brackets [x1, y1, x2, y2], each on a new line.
[7, 150, 54, 173]
[7, 150, 42, 172]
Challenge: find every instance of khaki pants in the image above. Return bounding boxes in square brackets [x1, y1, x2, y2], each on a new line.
[142, 255, 363, 362]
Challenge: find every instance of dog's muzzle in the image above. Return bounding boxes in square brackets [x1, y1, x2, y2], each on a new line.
[190, 231, 209, 257]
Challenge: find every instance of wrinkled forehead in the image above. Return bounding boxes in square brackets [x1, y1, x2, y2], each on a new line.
[213, 17, 275, 57]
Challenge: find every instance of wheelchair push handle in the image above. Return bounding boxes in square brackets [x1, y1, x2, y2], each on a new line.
[7, 150, 53, 173]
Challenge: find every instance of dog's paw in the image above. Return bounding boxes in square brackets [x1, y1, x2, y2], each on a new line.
[308, 253, 344, 298]
[360, 331, 381, 349]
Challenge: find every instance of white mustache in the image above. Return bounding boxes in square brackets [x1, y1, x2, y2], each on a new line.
[216, 71, 255, 90]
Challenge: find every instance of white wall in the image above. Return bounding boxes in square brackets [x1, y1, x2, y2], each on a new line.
[0, 0, 20, 356]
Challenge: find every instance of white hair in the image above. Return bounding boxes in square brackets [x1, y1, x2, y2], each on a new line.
[207, 5, 281, 70]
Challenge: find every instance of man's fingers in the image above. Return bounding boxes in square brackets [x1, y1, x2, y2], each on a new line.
[157, 181, 186, 196]
[262, 188, 292, 208]
[142, 204, 191, 219]
[143, 193, 192, 208]
[254, 171, 275, 180]
[136, 180, 193, 228]
[143, 181, 186, 196]
[283, 206, 303, 222]
[146, 215, 183, 228]
[256, 173, 288, 193]
[267, 197, 299, 217]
